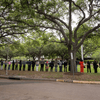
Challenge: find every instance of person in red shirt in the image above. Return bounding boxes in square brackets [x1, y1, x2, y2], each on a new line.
[79, 59, 84, 73]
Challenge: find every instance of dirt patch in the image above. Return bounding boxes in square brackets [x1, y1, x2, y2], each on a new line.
[0, 70, 100, 81]
[64, 72, 84, 75]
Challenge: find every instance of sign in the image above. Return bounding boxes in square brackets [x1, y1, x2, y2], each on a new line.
[71, 52, 73, 60]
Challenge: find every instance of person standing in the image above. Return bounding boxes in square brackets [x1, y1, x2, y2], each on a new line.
[12, 60, 15, 70]
[87, 60, 91, 73]
[8, 60, 11, 70]
[15, 60, 18, 70]
[23, 60, 26, 71]
[40, 59, 45, 71]
[36, 60, 39, 71]
[32, 60, 35, 71]
[93, 60, 98, 73]
[19, 60, 22, 71]
[27, 60, 32, 71]
[68, 60, 71, 72]
[45, 61, 49, 72]
[54, 59, 58, 72]
[99, 61, 100, 68]
[59, 60, 63, 72]
[1, 59, 3, 70]
[79, 59, 84, 73]
[50, 60, 54, 72]
[4, 60, 7, 70]
[64, 60, 67, 72]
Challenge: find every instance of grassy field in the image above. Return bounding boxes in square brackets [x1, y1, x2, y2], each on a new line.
[2, 64, 100, 73]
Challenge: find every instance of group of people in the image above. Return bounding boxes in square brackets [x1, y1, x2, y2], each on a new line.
[79, 59, 99, 73]
[0, 59, 99, 73]
[0, 59, 68, 72]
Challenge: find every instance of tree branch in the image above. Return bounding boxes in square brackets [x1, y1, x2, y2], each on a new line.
[0, 32, 27, 38]
[76, 24, 100, 50]
[72, 1, 86, 42]
[36, 10, 69, 45]
[69, 0, 72, 45]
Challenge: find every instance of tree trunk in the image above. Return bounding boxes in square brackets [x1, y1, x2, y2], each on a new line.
[73, 51, 77, 73]
[33, 57, 35, 60]
[61, 56, 64, 61]
[38, 56, 41, 61]
[68, 46, 77, 73]
[10, 57, 11, 61]
[6, 54, 7, 60]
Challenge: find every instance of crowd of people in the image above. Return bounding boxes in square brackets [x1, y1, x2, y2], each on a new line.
[79, 59, 99, 73]
[0, 59, 67, 72]
[0, 59, 100, 73]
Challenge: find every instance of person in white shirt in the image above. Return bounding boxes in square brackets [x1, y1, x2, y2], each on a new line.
[36, 60, 39, 71]
[59, 60, 63, 72]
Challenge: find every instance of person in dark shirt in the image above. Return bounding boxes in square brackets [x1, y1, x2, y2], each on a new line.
[27, 60, 32, 71]
[19, 60, 22, 71]
[23, 60, 26, 71]
[4, 60, 7, 70]
[99, 61, 100, 68]
[93, 60, 98, 73]
[32, 60, 35, 71]
[12, 60, 15, 70]
[50, 60, 54, 72]
[69, 60, 71, 72]
[15, 60, 18, 70]
[87, 60, 91, 73]
[40, 59, 45, 71]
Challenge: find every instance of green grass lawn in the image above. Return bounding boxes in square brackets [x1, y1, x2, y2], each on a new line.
[2, 64, 100, 73]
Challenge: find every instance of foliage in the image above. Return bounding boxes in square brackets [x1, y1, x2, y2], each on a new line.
[0, 40, 24, 60]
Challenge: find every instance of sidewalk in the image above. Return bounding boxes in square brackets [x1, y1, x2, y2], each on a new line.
[0, 75, 100, 84]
